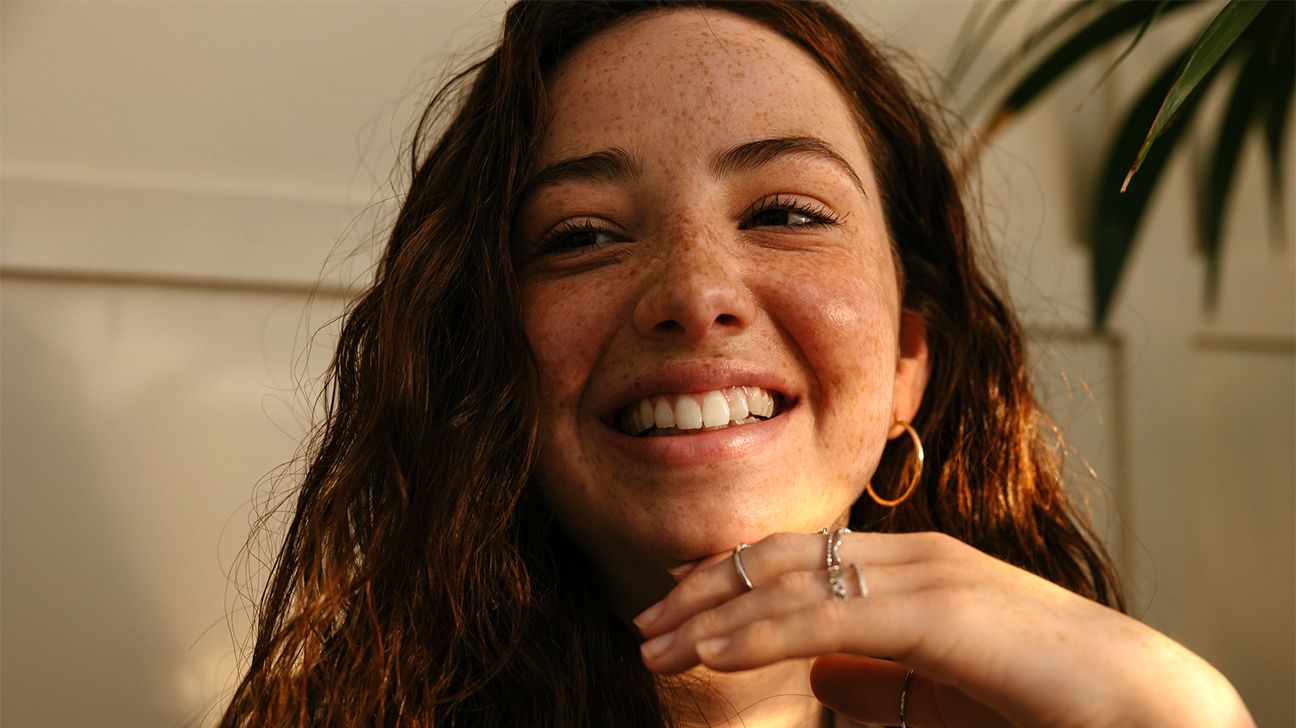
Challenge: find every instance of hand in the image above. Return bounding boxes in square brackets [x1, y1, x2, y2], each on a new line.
[633, 531, 1254, 727]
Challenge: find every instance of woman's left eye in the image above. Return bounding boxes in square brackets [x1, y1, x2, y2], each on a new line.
[741, 195, 840, 230]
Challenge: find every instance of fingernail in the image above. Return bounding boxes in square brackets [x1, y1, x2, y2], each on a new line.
[633, 600, 665, 630]
[640, 631, 675, 660]
[667, 559, 700, 581]
[695, 636, 731, 660]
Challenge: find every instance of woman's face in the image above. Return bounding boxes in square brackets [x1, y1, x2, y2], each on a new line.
[516, 9, 928, 603]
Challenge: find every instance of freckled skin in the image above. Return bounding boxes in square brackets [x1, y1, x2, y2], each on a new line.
[516, 10, 928, 611]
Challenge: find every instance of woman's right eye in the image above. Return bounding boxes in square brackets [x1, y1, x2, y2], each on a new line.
[531, 218, 621, 255]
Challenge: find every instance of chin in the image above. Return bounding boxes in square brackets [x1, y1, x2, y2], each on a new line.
[632, 492, 846, 563]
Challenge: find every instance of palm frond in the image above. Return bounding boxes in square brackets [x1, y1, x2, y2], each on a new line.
[1197, 30, 1270, 306]
[1124, 0, 1267, 189]
[1261, 5, 1295, 249]
[978, 1, 1200, 137]
[1083, 0, 1173, 101]
[1091, 44, 1224, 327]
[962, 0, 1099, 120]
[947, 0, 1021, 91]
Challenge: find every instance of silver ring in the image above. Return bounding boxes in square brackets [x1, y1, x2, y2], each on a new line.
[827, 566, 849, 600]
[732, 543, 754, 591]
[828, 527, 851, 570]
[900, 668, 914, 728]
[851, 563, 869, 599]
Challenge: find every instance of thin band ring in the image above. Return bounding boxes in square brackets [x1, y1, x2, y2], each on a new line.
[851, 563, 869, 599]
[731, 543, 754, 591]
[900, 668, 915, 728]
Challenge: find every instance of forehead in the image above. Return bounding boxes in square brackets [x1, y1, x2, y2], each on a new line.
[541, 8, 872, 174]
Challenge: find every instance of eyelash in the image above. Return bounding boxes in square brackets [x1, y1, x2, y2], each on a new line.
[740, 193, 842, 230]
[531, 218, 619, 256]
[529, 194, 842, 256]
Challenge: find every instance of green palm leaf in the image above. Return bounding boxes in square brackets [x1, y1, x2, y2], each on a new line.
[947, 0, 1021, 91]
[1084, 0, 1172, 99]
[1123, 0, 1267, 189]
[957, 0, 1292, 328]
[1197, 21, 1272, 306]
[962, 0, 1098, 119]
[1092, 46, 1224, 326]
[982, 1, 1199, 130]
[1261, 6, 1294, 248]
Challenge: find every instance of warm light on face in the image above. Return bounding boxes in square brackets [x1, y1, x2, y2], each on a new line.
[516, 9, 928, 608]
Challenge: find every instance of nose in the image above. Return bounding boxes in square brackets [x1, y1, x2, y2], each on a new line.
[632, 230, 755, 343]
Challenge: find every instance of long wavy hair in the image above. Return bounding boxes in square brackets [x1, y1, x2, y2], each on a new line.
[220, 2, 1122, 726]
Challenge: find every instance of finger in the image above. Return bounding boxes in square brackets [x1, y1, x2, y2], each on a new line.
[676, 593, 918, 673]
[636, 530, 930, 637]
[640, 566, 897, 674]
[668, 550, 729, 582]
[641, 561, 921, 673]
[811, 655, 1009, 728]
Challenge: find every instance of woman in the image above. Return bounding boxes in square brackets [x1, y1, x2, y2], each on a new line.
[221, 2, 1253, 726]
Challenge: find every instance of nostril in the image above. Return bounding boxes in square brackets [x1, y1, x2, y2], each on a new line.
[655, 319, 686, 334]
[633, 277, 755, 340]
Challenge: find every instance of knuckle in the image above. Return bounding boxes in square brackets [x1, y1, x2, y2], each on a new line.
[774, 569, 813, 595]
[681, 609, 723, 642]
[740, 617, 781, 648]
[915, 531, 966, 559]
[917, 530, 952, 550]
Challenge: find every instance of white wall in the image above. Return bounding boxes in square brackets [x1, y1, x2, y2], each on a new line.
[2, 2, 1291, 726]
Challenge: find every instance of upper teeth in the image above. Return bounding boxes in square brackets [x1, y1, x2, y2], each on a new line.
[620, 387, 777, 435]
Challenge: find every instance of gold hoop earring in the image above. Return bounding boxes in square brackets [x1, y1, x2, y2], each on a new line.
[864, 420, 924, 507]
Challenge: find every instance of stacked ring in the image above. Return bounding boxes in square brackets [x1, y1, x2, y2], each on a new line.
[825, 527, 851, 570]
[826, 528, 852, 600]
[731, 543, 754, 591]
[827, 567, 850, 600]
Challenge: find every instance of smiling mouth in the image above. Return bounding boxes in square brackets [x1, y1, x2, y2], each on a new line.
[613, 386, 786, 437]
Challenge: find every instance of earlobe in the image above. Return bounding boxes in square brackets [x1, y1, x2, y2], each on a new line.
[891, 311, 930, 439]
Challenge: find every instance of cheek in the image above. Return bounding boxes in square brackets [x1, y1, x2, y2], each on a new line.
[522, 284, 587, 404]
[520, 276, 624, 413]
[763, 252, 900, 446]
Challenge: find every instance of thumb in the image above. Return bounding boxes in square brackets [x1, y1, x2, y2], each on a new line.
[810, 654, 1008, 728]
[811, 654, 912, 725]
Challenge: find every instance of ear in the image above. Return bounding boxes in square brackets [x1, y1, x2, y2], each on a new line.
[890, 311, 929, 439]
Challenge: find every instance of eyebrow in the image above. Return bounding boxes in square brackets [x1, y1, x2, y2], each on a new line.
[520, 146, 644, 202]
[712, 136, 867, 198]
[521, 135, 866, 201]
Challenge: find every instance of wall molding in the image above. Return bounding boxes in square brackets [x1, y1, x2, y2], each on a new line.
[0, 264, 358, 299]
[1, 171, 386, 290]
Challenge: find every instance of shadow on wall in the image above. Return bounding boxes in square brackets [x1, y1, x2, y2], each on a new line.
[1, 311, 179, 727]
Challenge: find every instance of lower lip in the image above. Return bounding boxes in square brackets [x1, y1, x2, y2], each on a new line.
[597, 405, 793, 465]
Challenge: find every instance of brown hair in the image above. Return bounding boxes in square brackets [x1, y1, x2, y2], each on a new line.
[220, 2, 1121, 725]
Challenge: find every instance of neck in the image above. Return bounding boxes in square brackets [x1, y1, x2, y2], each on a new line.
[657, 658, 826, 728]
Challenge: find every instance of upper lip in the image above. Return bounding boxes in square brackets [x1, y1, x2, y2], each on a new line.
[597, 361, 797, 424]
